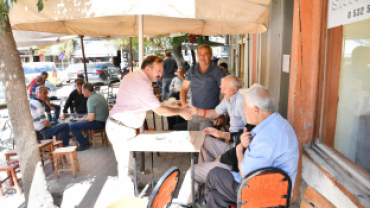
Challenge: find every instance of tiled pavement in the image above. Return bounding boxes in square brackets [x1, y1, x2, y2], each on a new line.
[0, 113, 302, 208]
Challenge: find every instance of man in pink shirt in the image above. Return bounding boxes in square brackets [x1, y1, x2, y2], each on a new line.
[107, 56, 192, 194]
[26, 71, 48, 99]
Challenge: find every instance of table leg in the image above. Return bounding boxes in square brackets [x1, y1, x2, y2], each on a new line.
[140, 152, 145, 173]
[161, 116, 164, 131]
[152, 112, 156, 130]
[151, 152, 154, 188]
[191, 152, 195, 208]
[133, 151, 139, 196]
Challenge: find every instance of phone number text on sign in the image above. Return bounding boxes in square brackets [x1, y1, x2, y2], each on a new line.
[348, 5, 370, 19]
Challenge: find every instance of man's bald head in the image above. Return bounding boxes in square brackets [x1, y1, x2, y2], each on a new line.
[243, 83, 275, 113]
[221, 75, 242, 89]
[36, 75, 44, 84]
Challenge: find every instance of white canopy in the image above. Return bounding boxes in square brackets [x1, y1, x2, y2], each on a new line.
[10, 0, 271, 36]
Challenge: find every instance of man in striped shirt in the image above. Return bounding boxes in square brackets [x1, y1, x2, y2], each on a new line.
[30, 86, 70, 147]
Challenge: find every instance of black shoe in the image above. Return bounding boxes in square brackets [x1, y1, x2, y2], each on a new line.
[76, 144, 90, 151]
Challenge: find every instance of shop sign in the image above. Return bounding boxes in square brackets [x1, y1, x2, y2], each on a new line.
[328, 0, 370, 28]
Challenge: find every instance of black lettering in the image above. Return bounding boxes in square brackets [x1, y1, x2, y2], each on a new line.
[368, 5, 370, 13]
[360, 7, 364, 15]
[348, 11, 351, 18]
[353, 9, 357, 17]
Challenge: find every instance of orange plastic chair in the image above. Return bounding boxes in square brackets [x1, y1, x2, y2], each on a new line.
[234, 167, 292, 208]
[106, 166, 180, 208]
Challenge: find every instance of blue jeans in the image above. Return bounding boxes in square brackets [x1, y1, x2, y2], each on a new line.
[42, 123, 70, 147]
[45, 104, 60, 122]
[162, 77, 173, 100]
[69, 121, 105, 146]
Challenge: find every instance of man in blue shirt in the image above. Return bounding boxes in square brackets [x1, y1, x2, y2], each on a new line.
[204, 84, 299, 208]
[180, 44, 225, 131]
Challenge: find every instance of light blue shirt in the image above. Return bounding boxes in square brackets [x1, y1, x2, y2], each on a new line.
[231, 112, 299, 190]
[215, 91, 247, 132]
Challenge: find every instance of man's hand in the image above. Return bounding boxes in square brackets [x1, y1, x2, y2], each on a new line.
[43, 120, 51, 127]
[214, 115, 224, 127]
[60, 113, 66, 120]
[179, 108, 192, 120]
[177, 100, 182, 106]
[214, 157, 220, 162]
[203, 127, 222, 138]
[240, 127, 252, 148]
[190, 106, 198, 116]
[76, 117, 84, 122]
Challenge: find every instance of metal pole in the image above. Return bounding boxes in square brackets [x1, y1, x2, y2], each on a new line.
[130, 37, 134, 72]
[79, 35, 88, 82]
[138, 15, 144, 68]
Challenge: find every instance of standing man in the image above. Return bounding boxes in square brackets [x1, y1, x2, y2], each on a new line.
[107, 56, 192, 194]
[180, 44, 225, 130]
[162, 51, 178, 100]
[27, 71, 48, 99]
[30, 86, 70, 147]
[69, 82, 109, 151]
[60, 78, 88, 119]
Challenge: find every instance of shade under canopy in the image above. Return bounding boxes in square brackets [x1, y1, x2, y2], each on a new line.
[10, 0, 271, 36]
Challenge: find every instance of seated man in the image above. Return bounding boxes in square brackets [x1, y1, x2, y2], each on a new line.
[60, 78, 88, 119]
[31, 75, 61, 125]
[177, 75, 247, 204]
[169, 68, 185, 100]
[204, 84, 299, 208]
[30, 86, 70, 146]
[219, 62, 229, 76]
[69, 82, 109, 151]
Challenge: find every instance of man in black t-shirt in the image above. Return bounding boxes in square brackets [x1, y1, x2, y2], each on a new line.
[162, 51, 178, 100]
[60, 78, 88, 119]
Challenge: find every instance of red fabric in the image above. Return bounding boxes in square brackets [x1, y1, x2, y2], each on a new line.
[28, 77, 37, 94]
[240, 173, 288, 208]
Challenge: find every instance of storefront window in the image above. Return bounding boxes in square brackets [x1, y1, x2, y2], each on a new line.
[334, 18, 370, 173]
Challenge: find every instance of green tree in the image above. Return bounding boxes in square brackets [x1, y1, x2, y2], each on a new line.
[0, 0, 56, 207]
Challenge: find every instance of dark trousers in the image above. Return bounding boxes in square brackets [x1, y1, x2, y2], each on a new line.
[42, 123, 70, 147]
[45, 103, 61, 122]
[69, 121, 105, 146]
[205, 167, 239, 208]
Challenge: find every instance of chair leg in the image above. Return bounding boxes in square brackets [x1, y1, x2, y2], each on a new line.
[7, 170, 14, 186]
[70, 152, 76, 177]
[73, 151, 80, 171]
[91, 131, 96, 149]
[10, 169, 21, 195]
[0, 183, 3, 197]
[53, 155, 59, 178]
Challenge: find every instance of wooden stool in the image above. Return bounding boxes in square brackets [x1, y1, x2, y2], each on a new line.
[88, 129, 108, 149]
[0, 161, 22, 196]
[52, 146, 79, 177]
[4, 150, 17, 162]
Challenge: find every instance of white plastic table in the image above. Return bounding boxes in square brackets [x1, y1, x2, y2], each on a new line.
[126, 130, 205, 208]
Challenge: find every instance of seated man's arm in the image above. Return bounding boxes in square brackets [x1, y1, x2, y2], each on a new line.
[61, 93, 74, 119]
[153, 106, 192, 120]
[180, 81, 190, 107]
[77, 113, 95, 122]
[204, 127, 231, 142]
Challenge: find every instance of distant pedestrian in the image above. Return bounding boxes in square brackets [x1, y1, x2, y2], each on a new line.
[220, 62, 229, 76]
[162, 51, 178, 100]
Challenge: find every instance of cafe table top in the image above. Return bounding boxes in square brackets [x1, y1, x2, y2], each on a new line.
[125, 131, 205, 153]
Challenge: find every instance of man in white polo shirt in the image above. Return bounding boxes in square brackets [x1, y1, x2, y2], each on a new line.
[107, 56, 192, 194]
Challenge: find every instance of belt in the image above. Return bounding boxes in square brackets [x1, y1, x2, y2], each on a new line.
[94, 120, 106, 124]
[108, 117, 141, 135]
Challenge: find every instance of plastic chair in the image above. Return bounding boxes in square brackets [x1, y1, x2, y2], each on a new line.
[106, 166, 180, 208]
[234, 167, 292, 208]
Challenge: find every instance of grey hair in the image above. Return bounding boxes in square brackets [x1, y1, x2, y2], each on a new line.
[36, 85, 47, 94]
[221, 75, 242, 89]
[243, 83, 275, 112]
[82, 82, 95, 92]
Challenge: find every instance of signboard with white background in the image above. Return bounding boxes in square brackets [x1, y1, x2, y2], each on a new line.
[328, 0, 370, 28]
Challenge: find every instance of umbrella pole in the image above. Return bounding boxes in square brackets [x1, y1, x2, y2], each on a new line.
[138, 15, 144, 68]
[79, 35, 88, 82]
[130, 37, 133, 72]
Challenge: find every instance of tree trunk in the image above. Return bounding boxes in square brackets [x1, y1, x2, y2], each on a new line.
[0, 15, 56, 207]
[172, 43, 184, 69]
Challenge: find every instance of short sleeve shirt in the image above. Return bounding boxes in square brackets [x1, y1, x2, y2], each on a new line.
[163, 58, 178, 78]
[110, 70, 161, 128]
[87, 92, 109, 122]
[185, 63, 225, 109]
[28, 77, 37, 94]
[215, 91, 247, 132]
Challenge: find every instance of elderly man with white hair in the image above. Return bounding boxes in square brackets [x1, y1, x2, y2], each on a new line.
[176, 75, 247, 206]
[203, 84, 299, 208]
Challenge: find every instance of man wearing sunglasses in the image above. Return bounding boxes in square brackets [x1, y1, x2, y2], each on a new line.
[30, 86, 70, 147]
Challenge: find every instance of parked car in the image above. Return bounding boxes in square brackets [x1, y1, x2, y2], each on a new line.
[22, 62, 58, 86]
[66, 63, 85, 81]
[75, 62, 120, 85]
